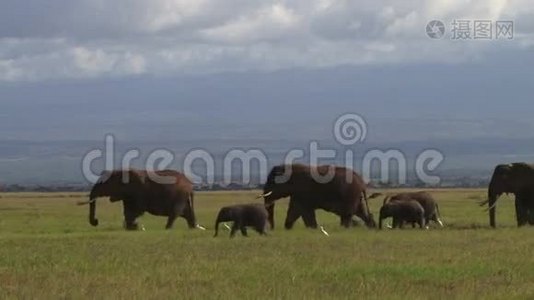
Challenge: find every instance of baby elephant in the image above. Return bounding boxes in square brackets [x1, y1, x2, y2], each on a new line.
[386, 192, 444, 227]
[379, 200, 425, 229]
[214, 204, 269, 238]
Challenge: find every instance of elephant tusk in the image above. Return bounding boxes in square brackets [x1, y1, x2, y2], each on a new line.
[223, 223, 231, 230]
[196, 224, 206, 230]
[320, 226, 330, 237]
[76, 199, 96, 206]
[485, 201, 498, 212]
[437, 219, 444, 227]
[256, 191, 273, 199]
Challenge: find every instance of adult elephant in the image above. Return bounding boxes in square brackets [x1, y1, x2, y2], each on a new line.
[485, 163, 534, 228]
[259, 164, 375, 229]
[78, 169, 204, 230]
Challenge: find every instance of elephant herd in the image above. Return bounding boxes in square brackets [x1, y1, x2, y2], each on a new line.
[77, 162, 534, 237]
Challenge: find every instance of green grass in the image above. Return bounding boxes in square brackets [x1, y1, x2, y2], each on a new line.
[1, 189, 534, 299]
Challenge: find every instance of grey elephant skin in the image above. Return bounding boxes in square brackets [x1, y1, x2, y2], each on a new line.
[214, 204, 269, 238]
[79, 169, 199, 230]
[486, 163, 534, 227]
[381, 191, 443, 227]
[261, 164, 375, 230]
[379, 200, 425, 229]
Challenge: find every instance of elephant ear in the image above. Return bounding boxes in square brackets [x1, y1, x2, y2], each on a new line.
[271, 165, 285, 177]
[96, 170, 113, 184]
[273, 165, 292, 184]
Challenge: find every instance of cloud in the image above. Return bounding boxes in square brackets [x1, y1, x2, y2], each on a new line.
[0, 0, 532, 81]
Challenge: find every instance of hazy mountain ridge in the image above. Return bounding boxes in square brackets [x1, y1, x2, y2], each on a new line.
[1, 137, 533, 185]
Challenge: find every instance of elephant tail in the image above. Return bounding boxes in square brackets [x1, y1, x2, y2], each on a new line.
[89, 197, 98, 226]
[214, 217, 221, 237]
[362, 190, 372, 216]
[213, 222, 219, 237]
[378, 213, 383, 230]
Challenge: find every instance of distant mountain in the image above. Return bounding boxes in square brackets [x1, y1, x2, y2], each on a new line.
[1, 63, 533, 184]
[1, 137, 533, 185]
[1, 63, 533, 143]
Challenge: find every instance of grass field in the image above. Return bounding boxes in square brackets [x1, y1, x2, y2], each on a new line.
[0, 189, 533, 299]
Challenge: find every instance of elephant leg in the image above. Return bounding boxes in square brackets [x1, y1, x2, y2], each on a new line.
[165, 214, 177, 230]
[240, 226, 248, 237]
[301, 209, 318, 229]
[419, 216, 425, 229]
[284, 201, 301, 230]
[528, 208, 534, 225]
[177, 199, 196, 229]
[525, 195, 534, 225]
[123, 201, 144, 230]
[257, 225, 267, 235]
[255, 220, 268, 235]
[515, 195, 528, 227]
[165, 200, 185, 230]
[340, 215, 352, 228]
[354, 209, 374, 228]
[392, 218, 399, 229]
[230, 222, 239, 238]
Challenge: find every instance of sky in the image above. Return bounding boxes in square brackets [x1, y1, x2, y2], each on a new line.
[1, 0, 534, 183]
[0, 0, 533, 143]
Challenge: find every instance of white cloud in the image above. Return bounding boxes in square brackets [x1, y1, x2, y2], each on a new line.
[0, 0, 532, 81]
[201, 4, 300, 43]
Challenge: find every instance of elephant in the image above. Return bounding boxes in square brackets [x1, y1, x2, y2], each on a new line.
[214, 203, 269, 238]
[78, 169, 204, 230]
[379, 200, 425, 229]
[484, 163, 534, 227]
[380, 192, 443, 227]
[259, 164, 376, 230]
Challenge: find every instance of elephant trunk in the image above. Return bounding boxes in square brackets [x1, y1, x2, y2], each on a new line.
[488, 192, 497, 228]
[214, 220, 220, 237]
[378, 215, 383, 230]
[266, 202, 275, 229]
[214, 213, 227, 237]
[378, 209, 384, 230]
[214, 209, 231, 237]
[89, 197, 98, 226]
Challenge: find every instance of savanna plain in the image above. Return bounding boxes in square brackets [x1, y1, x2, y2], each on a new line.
[0, 189, 533, 299]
